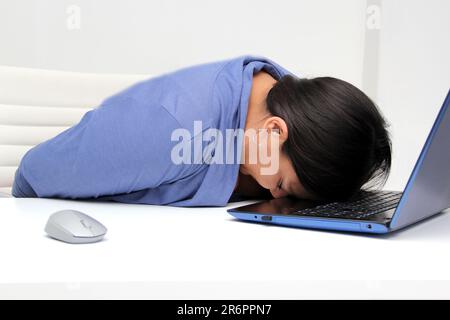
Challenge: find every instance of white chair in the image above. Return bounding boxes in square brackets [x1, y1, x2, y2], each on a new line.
[0, 65, 150, 197]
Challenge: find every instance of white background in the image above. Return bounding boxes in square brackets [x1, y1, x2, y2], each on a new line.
[0, 0, 366, 81]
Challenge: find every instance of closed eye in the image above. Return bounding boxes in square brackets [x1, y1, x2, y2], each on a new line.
[277, 180, 283, 190]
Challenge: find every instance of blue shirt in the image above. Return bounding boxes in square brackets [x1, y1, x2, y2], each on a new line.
[12, 55, 294, 206]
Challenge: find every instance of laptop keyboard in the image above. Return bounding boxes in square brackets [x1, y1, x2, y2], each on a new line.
[292, 191, 403, 220]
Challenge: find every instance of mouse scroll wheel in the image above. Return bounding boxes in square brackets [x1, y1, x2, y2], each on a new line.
[80, 219, 92, 229]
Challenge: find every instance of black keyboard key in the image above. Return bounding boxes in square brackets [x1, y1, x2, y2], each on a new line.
[293, 191, 402, 219]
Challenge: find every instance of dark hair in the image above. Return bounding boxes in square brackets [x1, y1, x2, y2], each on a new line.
[266, 75, 392, 201]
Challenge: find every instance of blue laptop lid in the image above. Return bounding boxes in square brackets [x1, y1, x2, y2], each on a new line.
[390, 89, 450, 230]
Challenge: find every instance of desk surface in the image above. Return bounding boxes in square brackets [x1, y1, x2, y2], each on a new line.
[1, 197, 450, 299]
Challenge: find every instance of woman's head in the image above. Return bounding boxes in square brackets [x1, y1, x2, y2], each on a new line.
[244, 74, 392, 202]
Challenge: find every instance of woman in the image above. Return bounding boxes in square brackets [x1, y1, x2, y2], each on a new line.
[12, 55, 391, 206]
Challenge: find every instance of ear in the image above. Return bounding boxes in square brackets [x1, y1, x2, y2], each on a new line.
[262, 116, 288, 145]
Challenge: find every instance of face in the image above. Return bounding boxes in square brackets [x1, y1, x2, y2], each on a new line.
[240, 116, 313, 200]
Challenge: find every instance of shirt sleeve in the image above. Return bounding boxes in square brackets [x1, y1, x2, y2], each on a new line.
[12, 167, 37, 197]
[13, 93, 189, 199]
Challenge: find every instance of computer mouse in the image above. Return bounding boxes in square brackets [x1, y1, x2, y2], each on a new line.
[45, 209, 107, 244]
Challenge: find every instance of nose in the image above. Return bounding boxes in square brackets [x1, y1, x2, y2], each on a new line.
[270, 188, 289, 198]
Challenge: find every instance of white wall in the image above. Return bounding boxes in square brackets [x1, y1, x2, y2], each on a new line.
[0, 0, 366, 85]
[377, 0, 450, 190]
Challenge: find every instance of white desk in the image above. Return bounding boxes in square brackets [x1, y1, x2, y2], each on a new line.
[1, 197, 449, 299]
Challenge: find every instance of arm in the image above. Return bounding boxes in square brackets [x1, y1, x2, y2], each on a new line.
[14, 94, 184, 200]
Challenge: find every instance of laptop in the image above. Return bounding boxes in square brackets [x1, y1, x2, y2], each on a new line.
[227, 90, 450, 234]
